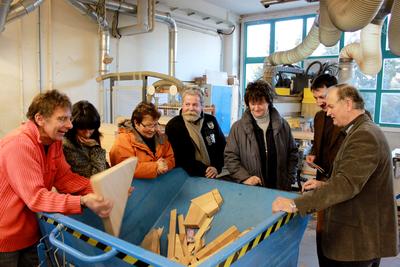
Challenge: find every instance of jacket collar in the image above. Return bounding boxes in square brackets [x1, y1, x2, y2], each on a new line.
[242, 107, 283, 135]
[342, 113, 370, 137]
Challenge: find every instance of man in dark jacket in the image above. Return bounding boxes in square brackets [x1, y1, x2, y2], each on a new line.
[306, 74, 345, 266]
[273, 84, 399, 266]
[306, 74, 344, 180]
[165, 87, 226, 178]
[224, 80, 298, 191]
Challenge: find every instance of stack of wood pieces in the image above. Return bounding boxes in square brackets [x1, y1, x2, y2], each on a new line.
[140, 189, 252, 266]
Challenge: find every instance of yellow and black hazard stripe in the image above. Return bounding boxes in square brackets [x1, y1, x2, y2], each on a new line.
[216, 212, 297, 267]
[38, 215, 151, 266]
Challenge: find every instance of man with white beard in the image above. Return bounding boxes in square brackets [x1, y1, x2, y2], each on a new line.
[165, 87, 226, 178]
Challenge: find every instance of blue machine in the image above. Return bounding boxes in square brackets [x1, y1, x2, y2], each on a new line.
[37, 168, 308, 267]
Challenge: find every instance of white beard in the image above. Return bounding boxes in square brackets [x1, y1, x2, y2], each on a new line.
[182, 111, 201, 122]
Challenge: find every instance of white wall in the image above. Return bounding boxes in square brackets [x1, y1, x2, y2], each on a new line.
[0, 0, 238, 137]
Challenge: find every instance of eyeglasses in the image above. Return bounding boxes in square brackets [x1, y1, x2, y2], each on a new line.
[140, 122, 159, 129]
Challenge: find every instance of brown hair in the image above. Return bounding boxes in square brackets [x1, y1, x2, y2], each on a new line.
[334, 83, 365, 110]
[26, 89, 72, 120]
[131, 102, 161, 124]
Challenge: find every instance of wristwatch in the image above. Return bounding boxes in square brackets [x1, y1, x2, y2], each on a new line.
[289, 201, 297, 213]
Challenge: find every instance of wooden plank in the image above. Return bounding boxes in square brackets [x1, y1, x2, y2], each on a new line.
[196, 226, 240, 260]
[179, 233, 189, 257]
[90, 157, 137, 236]
[167, 209, 177, 259]
[184, 203, 207, 228]
[174, 234, 185, 262]
[177, 214, 185, 235]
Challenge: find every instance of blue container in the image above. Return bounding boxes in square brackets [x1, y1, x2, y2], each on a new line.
[37, 168, 308, 267]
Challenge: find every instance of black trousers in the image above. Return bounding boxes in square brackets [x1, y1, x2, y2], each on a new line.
[0, 244, 39, 267]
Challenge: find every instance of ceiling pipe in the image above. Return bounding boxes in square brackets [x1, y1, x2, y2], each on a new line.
[0, 0, 12, 32]
[77, 0, 136, 13]
[155, 13, 177, 77]
[6, 0, 44, 24]
[118, 0, 155, 36]
[67, 0, 111, 120]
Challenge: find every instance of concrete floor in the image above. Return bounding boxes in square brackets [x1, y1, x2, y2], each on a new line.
[298, 216, 400, 267]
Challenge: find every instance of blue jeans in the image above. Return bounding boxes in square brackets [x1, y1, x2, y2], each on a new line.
[0, 244, 39, 267]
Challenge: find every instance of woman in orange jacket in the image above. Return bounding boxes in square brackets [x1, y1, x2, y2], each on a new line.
[109, 102, 175, 178]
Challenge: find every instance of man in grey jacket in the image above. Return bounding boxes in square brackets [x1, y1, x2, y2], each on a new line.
[224, 80, 298, 191]
[272, 84, 399, 266]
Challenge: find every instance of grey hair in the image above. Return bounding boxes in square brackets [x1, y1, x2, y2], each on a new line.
[182, 86, 204, 106]
[333, 83, 365, 110]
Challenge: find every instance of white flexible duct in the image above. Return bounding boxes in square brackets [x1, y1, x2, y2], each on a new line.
[267, 16, 320, 65]
[326, 0, 384, 32]
[319, 0, 341, 47]
[388, 0, 400, 55]
[339, 22, 384, 79]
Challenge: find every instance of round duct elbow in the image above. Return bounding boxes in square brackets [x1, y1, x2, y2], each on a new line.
[267, 21, 320, 65]
[339, 23, 383, 76]
[388, 0, 400, 56]
[326, 0, 384, 32]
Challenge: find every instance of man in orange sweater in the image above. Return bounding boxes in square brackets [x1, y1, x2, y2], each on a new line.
[0, 90, 113, 266]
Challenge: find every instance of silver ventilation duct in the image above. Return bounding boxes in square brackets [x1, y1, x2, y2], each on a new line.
[6, 0, 44, 24]
[0, 0, 12, 32]
[155, 13, 177, 77]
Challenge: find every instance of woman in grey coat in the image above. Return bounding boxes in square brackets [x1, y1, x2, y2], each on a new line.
[224, 80, 298, 191]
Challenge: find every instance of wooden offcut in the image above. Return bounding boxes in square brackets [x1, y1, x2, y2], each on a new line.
[191, 192, 219, 217]
[140, 227, 163, 254]
[90, 157, 137, 236]
[195, 226, 240, 260]
[211, 189, 223, 206]
[184, 203, 207, 228]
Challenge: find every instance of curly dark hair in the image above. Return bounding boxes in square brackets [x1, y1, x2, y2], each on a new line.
[26, 89, 71, 120]
[131, 102, 161, 124]
[244, 80, 275, 107]
[64, 100, 102, 146]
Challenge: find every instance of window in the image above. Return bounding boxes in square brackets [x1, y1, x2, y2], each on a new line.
[275, 19, 303, 52]
[244, 15, 400, 127]
[246, 24, 270, 57]
[245, 63, 264, 85]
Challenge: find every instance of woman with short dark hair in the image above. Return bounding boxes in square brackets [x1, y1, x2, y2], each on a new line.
[63, 100, 109, 178]
[225, 80, 298, 191]
[110, 102, 175, 178]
